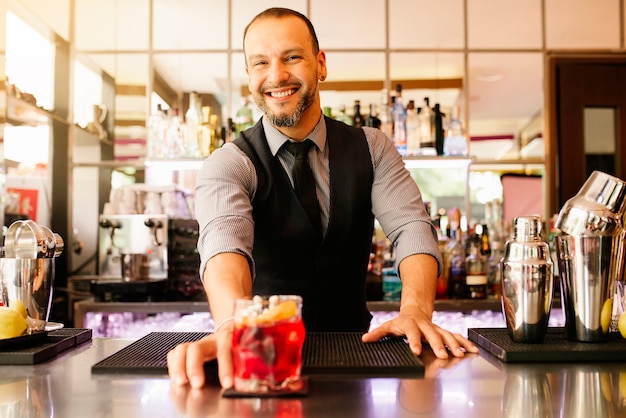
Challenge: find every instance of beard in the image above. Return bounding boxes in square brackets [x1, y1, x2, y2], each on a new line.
[253, 81, 317, 128]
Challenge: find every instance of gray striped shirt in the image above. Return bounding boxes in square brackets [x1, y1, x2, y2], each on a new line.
[195, 115, 442, 280]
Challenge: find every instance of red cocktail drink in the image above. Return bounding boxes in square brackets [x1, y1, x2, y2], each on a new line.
[232, 295, 306, 393]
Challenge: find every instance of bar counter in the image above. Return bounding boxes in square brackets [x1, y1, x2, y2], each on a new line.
[1, 335, 625, 417]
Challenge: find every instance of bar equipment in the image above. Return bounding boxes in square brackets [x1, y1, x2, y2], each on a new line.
[1, 220, 64, 333]
[120, 253, 151, 282]
[4, 221, 63, 259]
[555, 171, 626, 342]
[94, 183, 200, 301]
[501, 216, 553, 343]
[167, 218, 202, 300]
[98, 214, 168, 281]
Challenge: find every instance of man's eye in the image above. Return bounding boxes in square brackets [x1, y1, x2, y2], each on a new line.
[285, 55, 301, 62]
[253, 61, 267, 67]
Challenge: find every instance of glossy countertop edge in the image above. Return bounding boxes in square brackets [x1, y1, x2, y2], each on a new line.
[1, 336, 626, 417]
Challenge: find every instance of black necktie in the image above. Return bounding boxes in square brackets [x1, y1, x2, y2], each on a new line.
[285, 140, 322, 234]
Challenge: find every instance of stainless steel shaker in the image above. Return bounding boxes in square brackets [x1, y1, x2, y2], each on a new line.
[501, 216, 554, 343]
[555, 171, 626, 342]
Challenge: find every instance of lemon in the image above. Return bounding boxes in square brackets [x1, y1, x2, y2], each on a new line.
[255, 300, 298, 324]
[0, 306, 28, 339]
[618, 312, 626, 339]
[267, 300, 298, 322]
[12, 299, 28, 319]
[601, 299, 612, 334]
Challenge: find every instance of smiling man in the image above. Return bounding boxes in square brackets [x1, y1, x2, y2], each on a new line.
[244, 10, 324, 137]
[167, 7, 477, 390]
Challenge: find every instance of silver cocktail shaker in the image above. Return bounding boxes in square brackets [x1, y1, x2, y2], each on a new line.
[501, 216, 554, 343]
[555, 171, 626, 342]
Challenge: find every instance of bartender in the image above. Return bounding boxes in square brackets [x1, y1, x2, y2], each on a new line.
[167, 7, 477, 389]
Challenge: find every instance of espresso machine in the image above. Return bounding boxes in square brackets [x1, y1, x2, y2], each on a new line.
[98, 213, 168, 280]
[93, 183, 199, 301]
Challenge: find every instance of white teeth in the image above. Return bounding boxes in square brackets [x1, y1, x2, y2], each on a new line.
[270, 89, 294, 98]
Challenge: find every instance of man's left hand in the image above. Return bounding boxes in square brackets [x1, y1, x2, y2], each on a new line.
[361, 310, 479, 359]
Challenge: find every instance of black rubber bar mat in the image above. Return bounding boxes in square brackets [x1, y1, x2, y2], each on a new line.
[302, 333, 423, 377]
[468, 327, 626, 363]
[0, 328, 93, 365]
[91, 332, 424, 377]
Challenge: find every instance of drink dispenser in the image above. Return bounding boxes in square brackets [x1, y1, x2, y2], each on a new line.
[98, 214, 168, 281]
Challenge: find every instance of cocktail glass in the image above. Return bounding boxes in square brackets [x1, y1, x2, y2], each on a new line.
[231, 295, 306, 393]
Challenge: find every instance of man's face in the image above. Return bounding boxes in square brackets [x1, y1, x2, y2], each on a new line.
[244, 15, 326, 129]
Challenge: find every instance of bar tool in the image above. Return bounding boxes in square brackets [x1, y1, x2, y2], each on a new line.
[501, 215, 553, 343]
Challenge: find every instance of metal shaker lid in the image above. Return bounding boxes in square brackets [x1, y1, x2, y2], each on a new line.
[555, 171, 626, 236]
[512, 216, 542, 241]
[578, 170, 626, 215]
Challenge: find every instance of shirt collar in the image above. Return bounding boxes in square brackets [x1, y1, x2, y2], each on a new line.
[262, 113, 327, 156]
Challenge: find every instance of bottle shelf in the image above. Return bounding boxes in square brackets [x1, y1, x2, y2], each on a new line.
[5, 95, 69, 126]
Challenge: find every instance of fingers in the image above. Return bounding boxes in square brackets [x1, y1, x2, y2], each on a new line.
[402, 325, 425, 356]
[411, 323, 446, 358]
[363, 318, 479, 360]
[167, 342, 191, 386]
[424, 327, 479, 359]
[167, 335, 218, 389]
[361, 326, 390, 343]
[452, 333, 479, 354]
[186, 339, 213, 388]
[216, 327, 234, 389]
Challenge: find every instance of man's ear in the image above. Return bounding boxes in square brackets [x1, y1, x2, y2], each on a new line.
[317, 50, 327, 82]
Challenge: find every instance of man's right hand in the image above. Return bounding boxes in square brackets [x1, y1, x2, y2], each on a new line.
[167, 323, 235, 389]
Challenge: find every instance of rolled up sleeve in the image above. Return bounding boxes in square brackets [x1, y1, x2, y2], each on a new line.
[195, 143, 257, 280]
[364, 127, 443, 277]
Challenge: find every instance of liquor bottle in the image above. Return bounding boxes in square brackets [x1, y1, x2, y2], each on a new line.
[185, 91, 202, 157]
[226, 118, 235, 142]
[165, 108, 184, 158]
[366, 103, 381, 129]
[433, 103, 445, 155]
[437, 233, 450, 299]
[352, 100, 365, 128]
[199, 105, 213, 157]
[487, 240, 503, 298]
[209, 114, 222, 153]
[465, 240, 487, 299]
[147, 104, 165, 158]
[448, 227, 467, 299]
[234, 97, 254, 136]
[391, 84, 407, 156]
[443, 106, 468, 156]
[479, 224, 491, 257]
[405, 100, 419, 156]
[379, 89, 393, 139]
[418, 97, 436, 155]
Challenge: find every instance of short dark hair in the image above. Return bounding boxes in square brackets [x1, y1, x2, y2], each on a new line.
[243, 7, 320, 55]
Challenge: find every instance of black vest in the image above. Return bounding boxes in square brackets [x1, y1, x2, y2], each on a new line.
[233, 117, 375, 332]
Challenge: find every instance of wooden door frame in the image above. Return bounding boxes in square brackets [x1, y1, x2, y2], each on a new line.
[545, 53, 626, 217]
